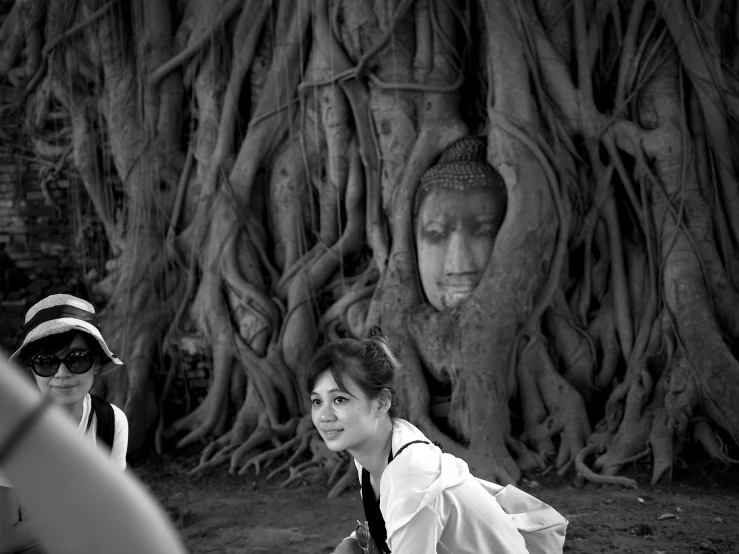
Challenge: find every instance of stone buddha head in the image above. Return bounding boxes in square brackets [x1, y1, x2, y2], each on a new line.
[413, 136, 507, 311]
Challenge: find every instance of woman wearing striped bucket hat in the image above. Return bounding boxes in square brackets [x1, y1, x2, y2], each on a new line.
[1, 294, 129, 554]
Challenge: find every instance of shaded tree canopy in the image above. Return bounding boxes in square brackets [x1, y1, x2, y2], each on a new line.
[1, 0, 739, 493]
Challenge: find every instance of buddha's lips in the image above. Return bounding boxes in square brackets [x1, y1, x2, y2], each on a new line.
[437, 279, 479, 293]
[439, 285, 477, 308]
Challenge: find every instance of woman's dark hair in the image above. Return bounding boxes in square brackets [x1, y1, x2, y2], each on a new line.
[304, 326, 400, 417]
[19, 330, 105, 366]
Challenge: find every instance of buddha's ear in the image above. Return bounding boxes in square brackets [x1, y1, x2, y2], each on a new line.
[376, 388, 393, 415]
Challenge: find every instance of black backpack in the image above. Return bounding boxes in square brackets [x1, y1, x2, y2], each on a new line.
[85, 394, 115, 451]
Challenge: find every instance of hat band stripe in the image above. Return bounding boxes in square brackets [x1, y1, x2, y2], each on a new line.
[23, 305, 101, 338]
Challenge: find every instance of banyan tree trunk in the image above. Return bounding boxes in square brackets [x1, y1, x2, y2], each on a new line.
[1, 0, 737, 489]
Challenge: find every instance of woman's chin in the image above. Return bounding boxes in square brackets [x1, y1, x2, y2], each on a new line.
[49, 391, 83, 405]
[324, 441, 345, 452]
[320, 434, 348, 452]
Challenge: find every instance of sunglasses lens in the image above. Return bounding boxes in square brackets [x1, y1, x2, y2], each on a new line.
[66, 351, 93, 374]
[31, 350, 94, 376]
[32, 355, 60, 377]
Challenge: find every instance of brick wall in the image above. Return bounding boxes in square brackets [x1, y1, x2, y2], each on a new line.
[0, 87, 108, 353]
[0, 5, 213, 413]
[0, 79, 213, 412]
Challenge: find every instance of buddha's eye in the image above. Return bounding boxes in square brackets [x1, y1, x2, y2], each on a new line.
[421, 222, 448, 243]
[476, 223, 497, 237]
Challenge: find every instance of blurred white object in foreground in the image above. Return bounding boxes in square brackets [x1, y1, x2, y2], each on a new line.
[0, 351, 188, 554]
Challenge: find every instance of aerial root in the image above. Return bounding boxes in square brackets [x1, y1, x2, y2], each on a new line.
[280, 466, 326, 488]
[600, 446, 652, 472]
[693, 420, 739, 465]
[276, 436, 346, 489]
[327, 458, 357, 499]
[327, 455, 348, 485]
[506, 436, 549, 473]
[575, 444, 639, 488]
[187, 434, 241, 476]
[237, 432, 312, 477]
[264, 434, 315, 479]
[556, 459, 575, 477]
[171, 393, 228, 450]
[232, 424, 356, 498]
[228, 416, 299, 475]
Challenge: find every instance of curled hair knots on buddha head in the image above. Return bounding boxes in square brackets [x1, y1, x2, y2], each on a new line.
[304, 326, 400, 417]
[413, 135, 507, 221]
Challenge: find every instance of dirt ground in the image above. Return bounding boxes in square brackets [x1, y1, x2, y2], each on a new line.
[131, 445, 739, 554]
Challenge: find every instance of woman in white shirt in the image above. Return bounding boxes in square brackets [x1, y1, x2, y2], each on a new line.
[306, 327, 566, 554]
[0, 294, 129, 554]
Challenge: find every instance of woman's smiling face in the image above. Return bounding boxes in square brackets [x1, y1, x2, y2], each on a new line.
[310, 371, 381, 453]
[32, 334, 98, 410]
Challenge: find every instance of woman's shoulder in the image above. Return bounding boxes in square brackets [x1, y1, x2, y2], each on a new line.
[385, 419, 471, 492]
[379, 422, 448, 535]
[108, 402, 126, 418]
[109, 403, 129, 430]
[385, 419, 442, 481]
[391, 420, 436, 457]
[390, 418, 429, 447]
[89, 396, 128, 425]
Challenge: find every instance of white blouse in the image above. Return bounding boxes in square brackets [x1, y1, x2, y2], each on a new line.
[0, 394, 128, 487]
[354, 419, 529, 554]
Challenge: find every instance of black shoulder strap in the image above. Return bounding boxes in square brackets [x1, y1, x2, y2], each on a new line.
[389, 440, 438, 462]
[90, 394, 115, 451]
[360, 440, 442, 553]
[362, 468, 391, 554]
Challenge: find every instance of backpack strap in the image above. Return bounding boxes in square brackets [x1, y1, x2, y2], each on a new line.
[89, 394, 115, 452]
[389, 439, 441, 462]
[362, 468, 391, 554]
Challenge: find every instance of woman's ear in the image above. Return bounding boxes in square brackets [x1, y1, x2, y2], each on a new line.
[376, 389, 392, 415]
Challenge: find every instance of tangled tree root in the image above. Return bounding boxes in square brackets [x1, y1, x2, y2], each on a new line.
[235, 415, 357, 498]
[505, 436, 548, 474]
[575, 444, 639, 489]
[326, 460, 359, 499]
[237, 416, 317, 476]
[276, 439, 344, 488]
[692, 419, 739, 466]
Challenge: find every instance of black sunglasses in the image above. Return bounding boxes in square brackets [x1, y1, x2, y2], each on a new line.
[30, 349, 96, 378]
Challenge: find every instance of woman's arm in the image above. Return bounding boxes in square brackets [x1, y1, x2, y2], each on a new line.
[109, 404, 129, 471]
[387, 505, 442, 554]
[332, 537, 363, 554]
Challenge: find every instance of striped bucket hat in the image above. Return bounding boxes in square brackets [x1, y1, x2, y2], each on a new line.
[9, 294, 123, 373]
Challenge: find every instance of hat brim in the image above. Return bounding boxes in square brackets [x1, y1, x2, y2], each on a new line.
[9, 318, 123, 374]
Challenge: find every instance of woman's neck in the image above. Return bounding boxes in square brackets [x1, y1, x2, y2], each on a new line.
[350, 418, 394, 483]
[60, 397, 86, 425]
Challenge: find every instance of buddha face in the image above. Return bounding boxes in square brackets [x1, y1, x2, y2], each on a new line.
[415, 187, 505, 310]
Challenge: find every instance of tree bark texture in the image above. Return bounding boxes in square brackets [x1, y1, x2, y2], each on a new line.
[2, 0, 738, 489]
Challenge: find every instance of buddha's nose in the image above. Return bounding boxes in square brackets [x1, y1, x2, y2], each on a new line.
[443, 231, 476, 275]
